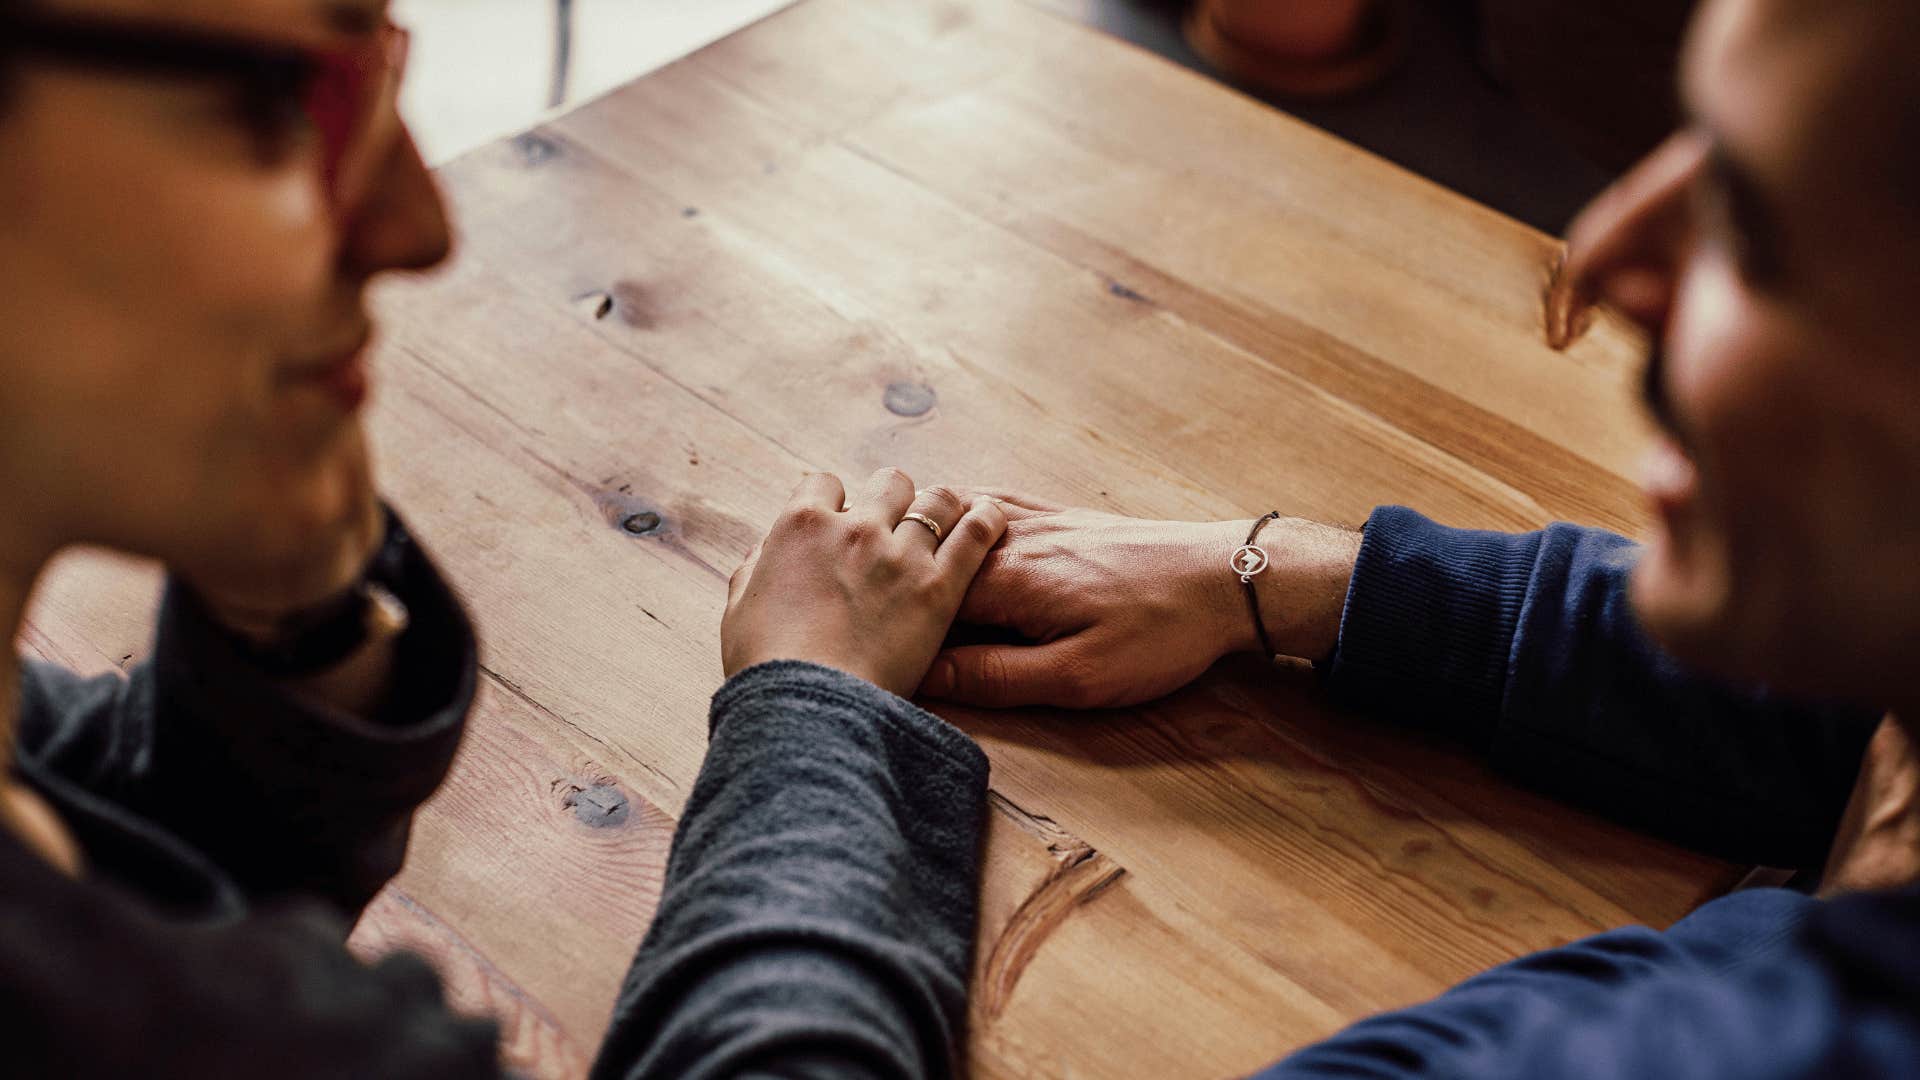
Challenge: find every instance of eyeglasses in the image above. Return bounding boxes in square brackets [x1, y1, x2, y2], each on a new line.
[0, 10, 409, 217]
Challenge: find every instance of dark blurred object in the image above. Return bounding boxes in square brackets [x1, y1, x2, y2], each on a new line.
[1063, 0, 1696, 232]
[1183, 0, 1409, 100]
[1476, 0, 1700, 171]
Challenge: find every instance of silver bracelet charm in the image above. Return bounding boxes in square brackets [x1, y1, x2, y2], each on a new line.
[1231, 543, 1271, 583]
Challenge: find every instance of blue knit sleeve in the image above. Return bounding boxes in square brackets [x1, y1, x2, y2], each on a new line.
[1325, 506, 1878, 868]
[1255, 884, 1920, 1080]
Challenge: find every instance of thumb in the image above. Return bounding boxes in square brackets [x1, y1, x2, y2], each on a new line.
[920, 641, 1087, 709]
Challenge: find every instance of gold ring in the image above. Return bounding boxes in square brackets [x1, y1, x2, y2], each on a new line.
[901, 512, 943, 541]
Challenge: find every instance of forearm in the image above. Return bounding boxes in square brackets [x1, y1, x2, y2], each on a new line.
[593, 661, 989, 1080]
[1325, 506, 1878, 867]
[1217, 516, 1363, 664]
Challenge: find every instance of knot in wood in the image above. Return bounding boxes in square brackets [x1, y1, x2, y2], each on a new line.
[563, 782, 631, 828]
[883, 381, 937, 417]
[621, 511, 663, 536]
[513, 132, 559, 166]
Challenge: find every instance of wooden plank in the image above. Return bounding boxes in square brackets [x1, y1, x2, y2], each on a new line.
[18, 1, 1731, 1076]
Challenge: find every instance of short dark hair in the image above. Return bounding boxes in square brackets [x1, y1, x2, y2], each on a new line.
[0, 0, 17, 114]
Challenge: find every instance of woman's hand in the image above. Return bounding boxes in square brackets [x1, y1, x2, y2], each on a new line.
[723, 469, 1010, 699]
[916, 491, 1360, 710]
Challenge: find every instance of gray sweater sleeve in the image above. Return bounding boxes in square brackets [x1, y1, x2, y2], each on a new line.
[589, 660, 991, 1080]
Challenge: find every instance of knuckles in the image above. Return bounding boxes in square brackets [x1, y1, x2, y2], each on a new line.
[917, 485, 965, 519]
[780, 505, 832, 535]
[952, 510, 1000, 547]
[871, 466, 913, 491]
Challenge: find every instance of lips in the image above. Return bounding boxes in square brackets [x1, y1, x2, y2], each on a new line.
[280, 331, 373, 412]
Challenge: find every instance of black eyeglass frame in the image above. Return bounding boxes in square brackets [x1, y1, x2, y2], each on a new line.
[0, 9, 330, 157]
[1, 8, 321, 88]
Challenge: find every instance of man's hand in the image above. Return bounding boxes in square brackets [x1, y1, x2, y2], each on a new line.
[723, 469, 1009, 699]
[1544, 131, 1703, 350]
[917, 491, 1361, 710]
[1820, 714, 1920, 898]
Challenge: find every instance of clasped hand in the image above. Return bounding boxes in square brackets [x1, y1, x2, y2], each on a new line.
[724, 476, 1339, 709]
[722, 469, 1009, 698]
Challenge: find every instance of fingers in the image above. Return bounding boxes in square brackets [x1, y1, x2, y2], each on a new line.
[949, 486, 1065, 518]
[918, 640, 1090, 709]
[727, 541, 763, 607]
[895, 485, 968, 551]
[935, 496, 1009, 577]
[1545, 131, 1706, 350]
[786, 472, 846, 514]
[855, 467, 917, 526]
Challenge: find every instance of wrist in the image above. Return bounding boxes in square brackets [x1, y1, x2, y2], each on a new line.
[1195, 519, 1263, 658]
[1210, 517, 1361, 662]
[1260, 518, 1362, 662]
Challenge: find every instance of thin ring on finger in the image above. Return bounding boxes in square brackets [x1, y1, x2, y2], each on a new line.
[901, 512, 943, 542]
[894, 488, 965, 552]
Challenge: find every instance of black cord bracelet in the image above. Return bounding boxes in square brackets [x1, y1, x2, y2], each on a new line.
[1236, 511, 1281, 659]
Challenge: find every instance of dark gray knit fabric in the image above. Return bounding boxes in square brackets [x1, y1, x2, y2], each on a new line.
[590, 660, 991, 1080]
[3, 509, 989, 1076]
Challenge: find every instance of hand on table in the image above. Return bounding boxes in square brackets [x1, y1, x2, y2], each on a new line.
[916, 491, 1362, 710]
[1820, 714, 1920, 898]
[723, 469, 1010, 699]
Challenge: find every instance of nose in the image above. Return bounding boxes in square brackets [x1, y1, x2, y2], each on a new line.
[337, 126, 454, 279]
[1545, 131, 1707, 349]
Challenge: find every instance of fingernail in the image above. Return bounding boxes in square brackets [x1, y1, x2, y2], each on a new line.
[925, 657, 956, 698]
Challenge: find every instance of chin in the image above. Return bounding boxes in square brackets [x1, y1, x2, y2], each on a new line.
[1628, 532, 1745, 678]
[1632, 535, 1871, 701]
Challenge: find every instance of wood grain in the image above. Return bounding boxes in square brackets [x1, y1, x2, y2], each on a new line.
[21, 1, 1730, 1076]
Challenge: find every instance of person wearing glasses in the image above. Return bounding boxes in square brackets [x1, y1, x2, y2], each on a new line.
[0, 0, 1005, 1076]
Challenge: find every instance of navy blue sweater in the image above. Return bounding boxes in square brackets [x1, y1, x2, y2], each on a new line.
[1251, 506, 1914, 1077]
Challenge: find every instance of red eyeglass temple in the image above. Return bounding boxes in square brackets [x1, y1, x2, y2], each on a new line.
[308, 23, 409, 206]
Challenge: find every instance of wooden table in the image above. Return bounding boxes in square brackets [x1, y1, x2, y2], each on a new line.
[23, 0, 1736, 1075]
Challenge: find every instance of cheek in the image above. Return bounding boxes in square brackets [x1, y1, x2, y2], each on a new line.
[1661, 252, 1910, 683]
[0, 86, 342, 552]
[141, 163, 337, 346]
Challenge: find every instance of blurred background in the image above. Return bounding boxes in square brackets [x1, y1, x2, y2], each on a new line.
[396, 0, 1696, 233]
[392, 0, 794, 164]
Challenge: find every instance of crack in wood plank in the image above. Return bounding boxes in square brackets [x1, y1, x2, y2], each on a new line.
[480, 663, 679, 795]
[979, 792, 1127, 1019]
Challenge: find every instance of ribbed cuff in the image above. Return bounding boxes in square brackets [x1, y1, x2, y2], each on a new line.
[1326, 506, 1544, 742]
[711, 660, 990, 780]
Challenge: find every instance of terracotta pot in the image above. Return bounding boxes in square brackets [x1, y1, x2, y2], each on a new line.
[1184, 0, 1407, 100]
[1206, 0, 1377, 60]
